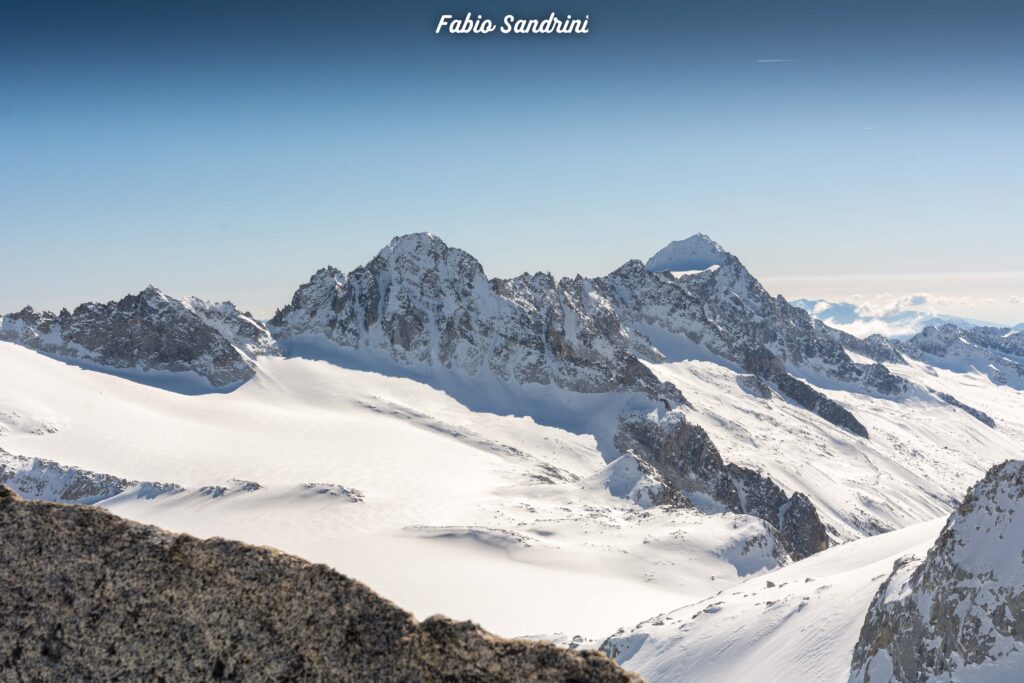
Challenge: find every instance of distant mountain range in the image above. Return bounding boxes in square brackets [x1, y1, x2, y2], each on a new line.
[790, 297, 1014, 340]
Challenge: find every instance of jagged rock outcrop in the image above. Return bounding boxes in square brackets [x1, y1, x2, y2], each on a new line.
[581, 451, 689, 509]
[933, 391, 996, 428]
[901, 324, 1024, 389]
[0, 287, 276, 387]
[0, 449, 182, 503]
[849, 460, 1024, 682]
[614, 412, 830, 559]
[637, 236, 907, 400]
[0, 488, 640, 682]
[0, 451, 364, 507]
[270, 234, 684, 407]
[741, 348, 869, 438]
[812, 321, 906, 365]
[597, 240, 901, 435]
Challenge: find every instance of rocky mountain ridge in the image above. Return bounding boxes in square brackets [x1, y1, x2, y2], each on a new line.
[3, 232, 1001, 562]
[900, 323, 1024, 389]
[0, 286, 276, 388]
[849, 459, 1024, 682]
[268, 233, 842, 557]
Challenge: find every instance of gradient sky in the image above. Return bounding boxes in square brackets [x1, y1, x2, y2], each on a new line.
[2, 0, 1022, 322]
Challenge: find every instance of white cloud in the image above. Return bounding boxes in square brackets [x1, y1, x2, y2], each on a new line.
[827, 318, 925, 339]
[805, 292, 1002, 339]
[853, 292, 938, 318]
[1011, 295, 1023, 305]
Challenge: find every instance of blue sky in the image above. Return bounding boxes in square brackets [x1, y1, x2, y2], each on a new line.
[1, 0, 1022, 322]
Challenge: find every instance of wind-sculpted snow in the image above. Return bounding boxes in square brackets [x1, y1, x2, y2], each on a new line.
[849, 460, 1024, 682]
[581, 452, 688, 509]
[0, 287, 277, 389]
[596, 519, 945, 683]
[0, 343, 793, 637]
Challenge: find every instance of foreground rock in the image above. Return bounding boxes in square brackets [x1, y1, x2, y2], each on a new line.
[0, 488, 639, 682]
[849, 460, 1024, 682]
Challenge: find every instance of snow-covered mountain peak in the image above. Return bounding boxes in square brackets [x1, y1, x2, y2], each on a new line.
[645, 233, 729, 273]
[382, 231, 444, 252]
[370, 232, 487, 288]
[139, 284, 167, 298]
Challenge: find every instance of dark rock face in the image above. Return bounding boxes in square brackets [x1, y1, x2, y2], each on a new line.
[637, 239, 907, 397]
[751, 356, 869, 439]
[599, 251, 894, 436]
[849, 460, 1024, 682]
[615, 413, 831, 560]
[270, 234, 684, 407]
[0, 488, 640, 683]
[934, 391, 996, 428]
[0, 288, 276, 387]
[615, 413, 739, 508]
[777, 493, 830, 560]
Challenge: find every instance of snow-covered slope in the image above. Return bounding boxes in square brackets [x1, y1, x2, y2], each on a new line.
[598, 518, 945, 682]
[648, 358, 1022, 542]
[850, 459, 1024, 682]
[0, 341, 788, 637]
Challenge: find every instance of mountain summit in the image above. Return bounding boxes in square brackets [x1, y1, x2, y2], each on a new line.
[645, 233, 729, 272]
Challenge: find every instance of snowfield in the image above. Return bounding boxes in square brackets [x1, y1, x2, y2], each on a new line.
[601, 518, 945, 682]
[4, 335, 1019, 667]
[650, 359, 1023, 541]
[0, 341, 785, 638]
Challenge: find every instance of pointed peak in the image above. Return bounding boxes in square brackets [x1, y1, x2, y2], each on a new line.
[646, 234, 730, 273]
[385, 232, 449, 252]
[608, 259, 650, 278]
[130, 286, 181, 309]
